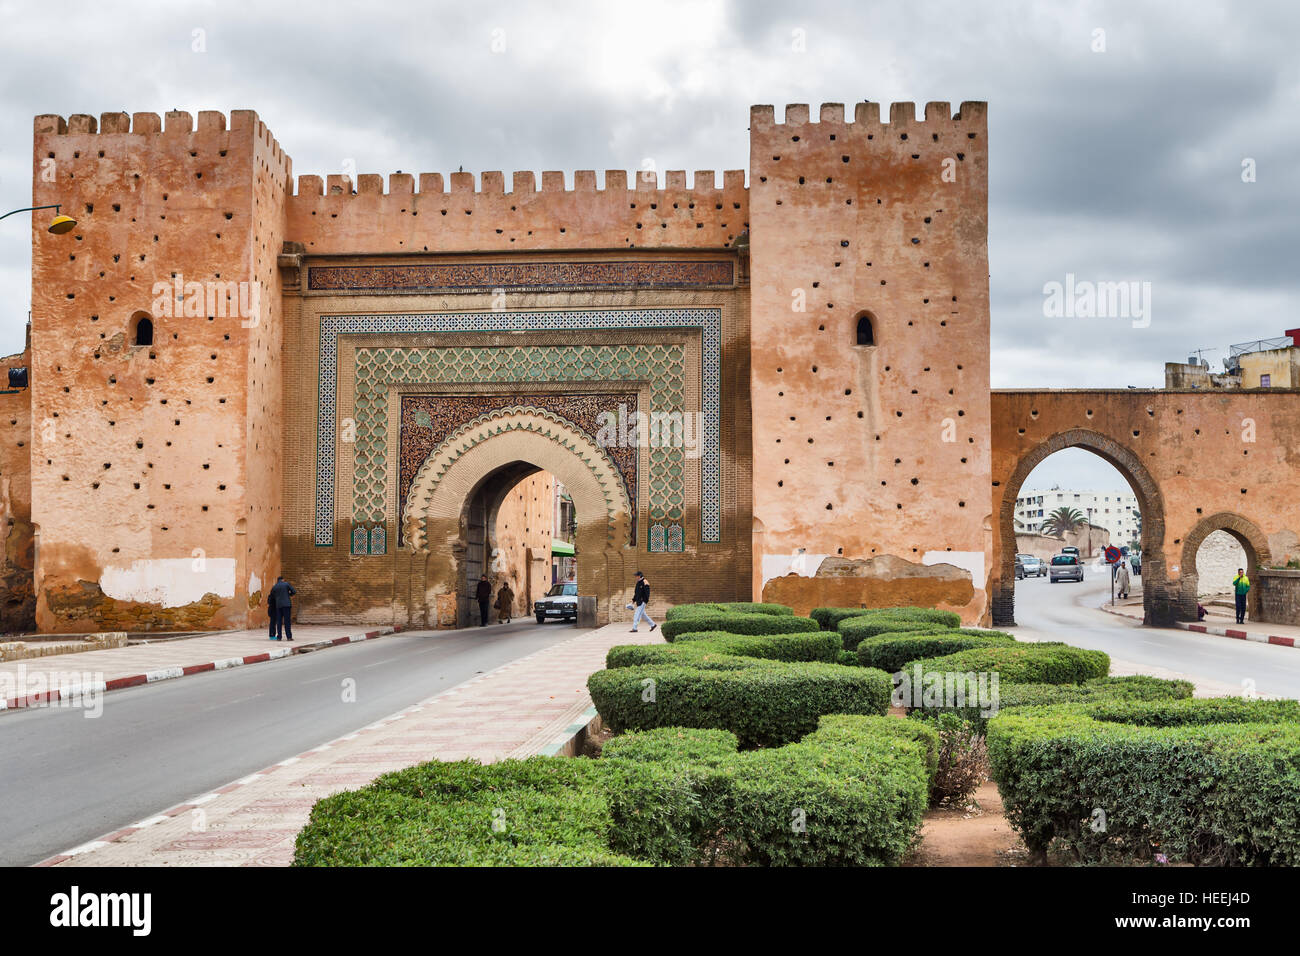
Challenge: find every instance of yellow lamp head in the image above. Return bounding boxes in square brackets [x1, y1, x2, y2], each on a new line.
[48, 214, 77, 235]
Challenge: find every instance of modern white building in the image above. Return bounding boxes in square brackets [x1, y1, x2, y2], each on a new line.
[1015, 488, 1141, 547]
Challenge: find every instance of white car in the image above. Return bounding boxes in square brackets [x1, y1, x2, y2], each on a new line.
[534, 582, 578, 623]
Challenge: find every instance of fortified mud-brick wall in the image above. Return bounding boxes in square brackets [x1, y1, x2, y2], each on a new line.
[748, 102, 992, 623]
[29, 110, 291, 632]
[278, 163, 753, 626]
[991, 389, 1300, 625]
[0, 348, 34, 631]
[285, 167, 748, 253]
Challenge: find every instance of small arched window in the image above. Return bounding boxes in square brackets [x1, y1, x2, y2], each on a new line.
[855, 312, 876, 346]
[134, 316, 154, 346]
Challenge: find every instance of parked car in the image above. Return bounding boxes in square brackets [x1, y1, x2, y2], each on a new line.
[1049, 554, 1084, 583]
[534, 582, 579, 623]
[1018, 554, 1046, 577]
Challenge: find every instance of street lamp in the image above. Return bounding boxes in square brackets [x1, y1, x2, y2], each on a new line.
[0, 204, 77, 234]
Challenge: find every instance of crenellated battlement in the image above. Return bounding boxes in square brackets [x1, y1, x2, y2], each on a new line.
[34, 109, 291, 177]
[292, 168, 746, 198]
[750, 100, 987, 129]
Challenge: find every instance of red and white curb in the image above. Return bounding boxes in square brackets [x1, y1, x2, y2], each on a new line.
[1180, 621, 1297, 648]
[1100, 602, 1297, 649]
[2, 627, 403, 712]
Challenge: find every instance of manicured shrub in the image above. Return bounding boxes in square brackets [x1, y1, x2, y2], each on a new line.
[836, 616, 935, 650]
[837, 649, 860, 667]
[675, 630, 842, 662]
[918, 643, 1109, 685]
[660, 611, 819, 642]
[293, 757, 645, 866]
[607, 630, 841, 667]
[602, 715, 934, 866]
[911, 674, 1194, 733]
[717, 602, 794, 616]
[587, 660, 893, 747]
[988, 698, 1300, 865]
[605, 643, 759, 671]
[664, 601, 793, 622]
[813, 605, 961, 632]
[600, 727, 737, 864]
[856, 629, 1016, 672]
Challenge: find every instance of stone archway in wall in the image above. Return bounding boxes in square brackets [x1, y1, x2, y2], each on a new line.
[995, 428, 1171, 626]
[1178, 512, 1271, 623]
[402, 407, 634, 628]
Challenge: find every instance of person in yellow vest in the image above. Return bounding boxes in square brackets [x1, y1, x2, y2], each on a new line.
[1233, 568, 1250, 624]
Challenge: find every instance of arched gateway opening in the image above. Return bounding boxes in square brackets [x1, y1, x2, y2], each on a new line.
[995, 428, 1171, 627]
[1179, 513, 1271, 623]
[402, 408, 634, 628]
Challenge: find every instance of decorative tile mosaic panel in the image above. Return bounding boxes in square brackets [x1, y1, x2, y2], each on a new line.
[397, 392, 638, 546]
[354, 345, 681, 540]
[316, 309, 722, 546]
[308, 260, 734, 294]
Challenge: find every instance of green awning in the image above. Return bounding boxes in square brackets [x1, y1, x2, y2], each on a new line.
[551, 539, 575, 556]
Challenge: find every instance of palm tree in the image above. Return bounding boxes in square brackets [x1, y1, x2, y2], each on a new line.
[1040, 506, 1085, 538]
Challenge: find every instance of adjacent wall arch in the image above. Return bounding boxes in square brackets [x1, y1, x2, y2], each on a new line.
[1178, 512, 1271, 622]
[995, 427, 1171, 626]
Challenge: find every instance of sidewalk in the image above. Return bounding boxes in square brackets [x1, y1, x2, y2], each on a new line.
[1103, 598, 1300, 650]
[0, 625, 401, 711]
[38, 622, 657, 867]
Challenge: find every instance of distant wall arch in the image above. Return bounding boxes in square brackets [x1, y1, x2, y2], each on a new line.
[1178, 512, 1271, 621]
[995, 427, 1169, 626]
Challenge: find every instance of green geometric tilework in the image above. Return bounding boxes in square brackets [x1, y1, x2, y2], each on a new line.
[351, 344, 688, 534]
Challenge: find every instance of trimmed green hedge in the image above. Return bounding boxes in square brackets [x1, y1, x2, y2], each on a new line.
[661, 611, 819, 642]
[664, 602, 793, 621]
[989, 698, 1300, 865]
[836, 617, 935, 650]
[856, 629, 1017, 672]
[918, 643, 1110, 685]
[293, 757, 645, 866]
[601, 715, 935, 866]
[912, 674, 1194, 733]
[587, 659, 893, 748]
[814, 606, 962, 632]
[606, 630, 842, 667]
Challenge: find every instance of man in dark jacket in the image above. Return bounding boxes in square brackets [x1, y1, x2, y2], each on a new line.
[268, 576, 296, 641]
[630, 571, 657, 633]
[475, 574, 493, 627]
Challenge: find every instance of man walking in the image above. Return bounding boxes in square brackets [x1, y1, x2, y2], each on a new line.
[629, 571, 657, 633]
[268, 576, 296, 642]
[475, 574, 493, 627]
[1115, 559, 1131, 600]
[1233, 567, 1251, 624]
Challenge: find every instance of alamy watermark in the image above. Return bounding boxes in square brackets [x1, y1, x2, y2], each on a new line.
[0, 665, 105, 718]
[595, 402, 703, 459]
[1042, 273, 1151, 328]
[151, 274, 263, 328]
[892, 665, 1000, 718]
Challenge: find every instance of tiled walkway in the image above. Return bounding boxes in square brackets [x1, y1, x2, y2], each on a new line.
[40, 622, 656, 867]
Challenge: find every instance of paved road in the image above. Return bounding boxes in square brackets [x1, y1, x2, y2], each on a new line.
[1011, 564, 1300, 699]
[0, 620, 583, 867]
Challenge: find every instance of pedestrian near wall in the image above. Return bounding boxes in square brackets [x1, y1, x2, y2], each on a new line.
[628, 571, 657, 633]
[495, 581, 515, 625]
[1115, 560, 1131, 600]
[1233, 567, 1251, 624]
[267, 576, 296, 642]
[475, 574, 493, 628]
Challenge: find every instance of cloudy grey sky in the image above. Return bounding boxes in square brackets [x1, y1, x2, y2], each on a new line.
[0, 0, 1295, 487]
